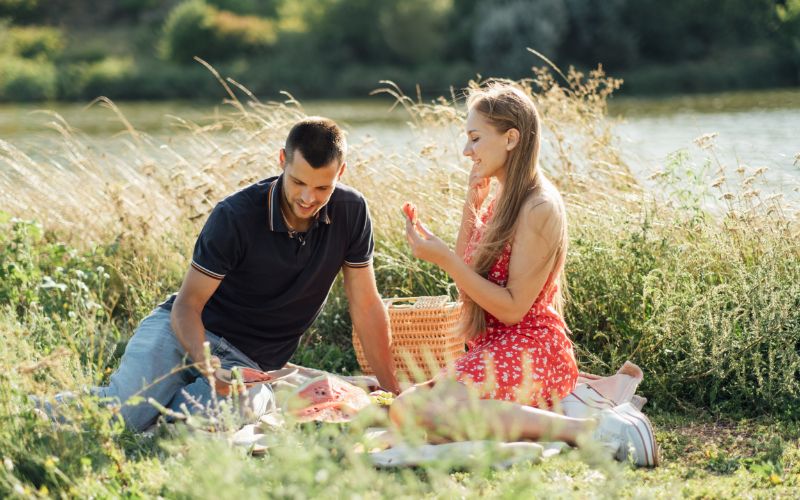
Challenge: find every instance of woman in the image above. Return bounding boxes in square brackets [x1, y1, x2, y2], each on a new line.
[391, 83, 658, 467]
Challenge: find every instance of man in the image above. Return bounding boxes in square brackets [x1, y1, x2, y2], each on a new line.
[93, 117, 399, 431]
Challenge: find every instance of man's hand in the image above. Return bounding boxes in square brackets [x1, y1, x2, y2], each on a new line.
[202, 355, 222, 378]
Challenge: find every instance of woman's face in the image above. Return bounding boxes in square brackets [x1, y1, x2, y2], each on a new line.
[463, 108, 513, 179]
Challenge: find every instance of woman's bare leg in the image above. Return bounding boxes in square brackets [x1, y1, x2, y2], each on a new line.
[390, 378, 594, 445]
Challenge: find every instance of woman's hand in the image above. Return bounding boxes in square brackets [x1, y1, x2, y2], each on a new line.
[405, 218, 452, 269]
[467, 164, 491, 209]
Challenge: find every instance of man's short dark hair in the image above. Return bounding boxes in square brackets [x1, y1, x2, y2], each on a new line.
[284, 117, 346, 168]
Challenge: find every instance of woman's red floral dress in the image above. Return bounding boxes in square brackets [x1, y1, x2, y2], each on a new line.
[452, 199, 578, 407]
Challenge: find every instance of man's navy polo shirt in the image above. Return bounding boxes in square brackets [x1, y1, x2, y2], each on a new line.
[160, 174, 374, 370]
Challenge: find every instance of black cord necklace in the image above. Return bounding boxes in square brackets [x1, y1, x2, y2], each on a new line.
[280, 205, 306, 246]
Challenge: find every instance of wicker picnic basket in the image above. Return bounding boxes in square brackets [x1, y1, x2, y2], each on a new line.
[352, 296, 465, 382]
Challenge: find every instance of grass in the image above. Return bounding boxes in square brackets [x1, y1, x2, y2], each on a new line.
[0, 65, 798, 497]
[1, 401, 797, 497]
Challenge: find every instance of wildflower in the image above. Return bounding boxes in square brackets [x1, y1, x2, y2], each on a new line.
[693, 133, 718, 150]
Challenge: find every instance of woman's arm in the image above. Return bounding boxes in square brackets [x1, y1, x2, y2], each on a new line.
[407, 198, 563, 325]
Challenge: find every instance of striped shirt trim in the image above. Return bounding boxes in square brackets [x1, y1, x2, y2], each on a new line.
[191, 261, 225, 280]
[267, 180, 277, 231]
[343, 259, 372, 268]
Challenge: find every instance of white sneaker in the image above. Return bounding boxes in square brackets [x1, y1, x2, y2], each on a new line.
[560, 383, 615, 418]
[592, 402, 660, 467]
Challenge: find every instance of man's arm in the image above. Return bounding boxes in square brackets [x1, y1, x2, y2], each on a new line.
[170, 266, 223, 370]
[342, 263, 400, 394]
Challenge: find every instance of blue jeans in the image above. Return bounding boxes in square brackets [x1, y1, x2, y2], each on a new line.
[95, 307, 273, 432]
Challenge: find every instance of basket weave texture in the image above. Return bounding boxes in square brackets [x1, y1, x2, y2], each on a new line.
[352, 296, 465, 382]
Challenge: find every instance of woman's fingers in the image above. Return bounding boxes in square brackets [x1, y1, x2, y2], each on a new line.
[468, 165, 489, 187]
[416, 221, 435, 239]
[405, 218, 421, 244]
[467, 172, 490, 208]
[407, 217, 433, 239]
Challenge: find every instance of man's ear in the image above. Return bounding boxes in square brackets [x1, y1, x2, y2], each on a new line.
[506, 128, 520, 151]
[337, 162, 347, 180]
[279, 148, 287, 170]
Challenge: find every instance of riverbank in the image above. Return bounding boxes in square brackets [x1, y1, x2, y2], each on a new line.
[3, 87, 799, 198]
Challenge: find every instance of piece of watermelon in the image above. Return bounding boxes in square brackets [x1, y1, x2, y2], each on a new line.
[213, 366, 296, 397]
[402, 201, 418, 224]
[290, 374, 372, 423]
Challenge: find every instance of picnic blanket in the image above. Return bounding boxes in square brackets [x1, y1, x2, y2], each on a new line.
[228, 361, 648, 467]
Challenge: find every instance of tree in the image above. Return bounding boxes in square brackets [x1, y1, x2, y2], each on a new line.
[561, 0, 637, 70]
[473, 0, 568, 77]
[379, 0, 453, 65]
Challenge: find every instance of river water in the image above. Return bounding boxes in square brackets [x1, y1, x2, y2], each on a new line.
[1, 88, 798, 197]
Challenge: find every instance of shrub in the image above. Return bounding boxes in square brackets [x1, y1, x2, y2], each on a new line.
[4, 25, 65, 59]
[207, 0, 279, 17]
[160, 0, 218, 63]
[0, 0, 40, 22]
[0, 217, 112, 322]
[72, 56, 136, 99]
[378, 0, 452, 64]
[0, 55, 57, 100]
[620, 47, 791, 94]
[212, 9, 277, 55]
[160, 0, 276, 64]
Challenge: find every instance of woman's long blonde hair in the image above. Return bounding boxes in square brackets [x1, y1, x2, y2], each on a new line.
[461, 83, 568, 340]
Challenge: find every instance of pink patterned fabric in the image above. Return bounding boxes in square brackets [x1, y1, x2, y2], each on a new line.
[454, 199, 578, 407]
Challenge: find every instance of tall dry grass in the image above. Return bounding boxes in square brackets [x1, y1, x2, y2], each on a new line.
[1, 64, 798, 414]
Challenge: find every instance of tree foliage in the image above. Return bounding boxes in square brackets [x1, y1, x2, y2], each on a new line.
[473, 0, 569, 77]
[0, 0, 798, 99]
[379, 0, 453, 64]
[160, 0, 277, 64]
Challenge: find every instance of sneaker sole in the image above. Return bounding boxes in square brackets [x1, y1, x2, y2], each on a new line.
[611, 403, 660, 467]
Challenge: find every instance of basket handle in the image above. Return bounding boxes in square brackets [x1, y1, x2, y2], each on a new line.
[383, 296, 451, 309]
